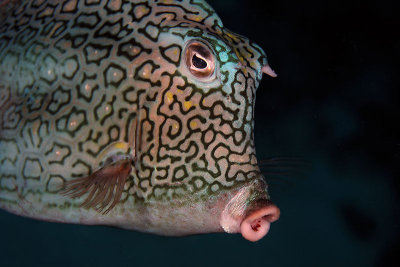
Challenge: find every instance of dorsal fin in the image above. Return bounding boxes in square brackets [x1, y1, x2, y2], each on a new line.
[62, 159, 132, 214]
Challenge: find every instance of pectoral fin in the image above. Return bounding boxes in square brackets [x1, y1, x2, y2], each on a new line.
[62, 159, 132, 214]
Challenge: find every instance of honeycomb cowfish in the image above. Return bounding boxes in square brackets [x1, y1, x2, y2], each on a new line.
[0, 0, 280, 242]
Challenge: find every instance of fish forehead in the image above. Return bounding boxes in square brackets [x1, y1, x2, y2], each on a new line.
[0, 0, 266, 206]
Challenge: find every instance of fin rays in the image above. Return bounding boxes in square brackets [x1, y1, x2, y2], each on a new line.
[259, 157, 311, 182]
[62, 160, 132, 214]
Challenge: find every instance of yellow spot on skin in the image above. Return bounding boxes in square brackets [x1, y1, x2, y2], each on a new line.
[227, 32, 240, 42]
[233, 48, 249, 75]
[193, 15, 203, 22]
[114, 142, 128, 150]
[141, 68, 150, 79]
[166, 92, 173, 104]
[184, 101, 192, 110]
[96, 141, 129, 167]
[173, 123, 178, 129]
[190, 121, 197, 129]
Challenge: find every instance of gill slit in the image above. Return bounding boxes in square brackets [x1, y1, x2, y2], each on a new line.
[133, 106, 142, 176]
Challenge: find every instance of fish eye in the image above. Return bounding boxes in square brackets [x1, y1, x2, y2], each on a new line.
[184, 41, 215, 78]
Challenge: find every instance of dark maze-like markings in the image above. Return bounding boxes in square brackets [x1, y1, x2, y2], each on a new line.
[0, 0, 267, 205]
[1, 104, 21, 131]
[23, 40, 48, 64]
[35, 3, 58, 24]
[103, 62, 127, 88]
[55, 106, 89, 138]
[19, 117, 50, 149]
[94, 18, 133, 41]
[47, 86, 72, 115]
[159, 44, 182, 66]
[22, 157, 43, 180]
[117, 38, 152, 61]
[45, 142, 72, 165]
[39, 53, 58, 85]
[128, 2, 152, 23]
[0, 174, 17, 192]
[154, 51, 255, 193]
[73, 11, 102, 29]
[137, 21, 162, 42]
[93, 94, 116, 125]
[14, 25, 37, 46]
[84, 43, 113, 65]
[54, 32, 88, 52]
[76, 73, 100, 102]
[134, 60, 161, 87]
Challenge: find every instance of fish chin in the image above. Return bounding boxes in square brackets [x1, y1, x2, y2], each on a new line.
[220, 180, 280, 242]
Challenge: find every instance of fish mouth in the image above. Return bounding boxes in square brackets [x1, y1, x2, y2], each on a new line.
[219, 179, 280, 241]
[240, 199, 280, 242]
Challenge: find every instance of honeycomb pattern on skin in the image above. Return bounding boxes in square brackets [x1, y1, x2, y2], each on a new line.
[0, 0, 269, 211]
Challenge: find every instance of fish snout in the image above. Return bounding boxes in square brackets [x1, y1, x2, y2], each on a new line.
[240, 201, 280, 242]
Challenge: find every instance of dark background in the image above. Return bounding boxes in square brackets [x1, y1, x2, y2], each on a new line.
[1, 0, 398, 266]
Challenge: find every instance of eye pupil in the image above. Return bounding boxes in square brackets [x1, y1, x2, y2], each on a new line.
[192, 54, 207, 69]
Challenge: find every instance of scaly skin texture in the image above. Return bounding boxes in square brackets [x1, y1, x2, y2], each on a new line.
[0, 0, 278, 239]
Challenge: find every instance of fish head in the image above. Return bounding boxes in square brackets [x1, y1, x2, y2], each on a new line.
[131, 3, 280, 241]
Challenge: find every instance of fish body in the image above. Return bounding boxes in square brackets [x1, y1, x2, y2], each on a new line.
[0, 0, 279, 241]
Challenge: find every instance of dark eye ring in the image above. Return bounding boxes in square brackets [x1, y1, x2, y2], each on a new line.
[184, 41, 215, 78]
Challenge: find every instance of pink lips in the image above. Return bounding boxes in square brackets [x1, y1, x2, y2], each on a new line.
[240, 203, 280, 242]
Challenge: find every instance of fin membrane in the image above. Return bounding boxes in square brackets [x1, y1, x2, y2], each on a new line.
[259, 157, 311, 182]
[62, 159, 132, 214]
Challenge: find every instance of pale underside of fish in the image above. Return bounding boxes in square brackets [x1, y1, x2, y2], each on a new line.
[0, 0, 279, 242]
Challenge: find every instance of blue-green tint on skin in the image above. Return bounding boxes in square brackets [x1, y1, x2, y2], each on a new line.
[0, 0, 279, 242]
[219, 52, 229, 62]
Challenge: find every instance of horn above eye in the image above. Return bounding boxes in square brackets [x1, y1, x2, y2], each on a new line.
[184, 41, 215, 78]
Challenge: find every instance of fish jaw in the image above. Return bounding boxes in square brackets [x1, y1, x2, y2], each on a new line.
[220, 179, 280, 241]
[113, 179, 279, 239]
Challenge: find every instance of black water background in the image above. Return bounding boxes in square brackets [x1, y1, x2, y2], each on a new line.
[0, 0, 398, 266]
